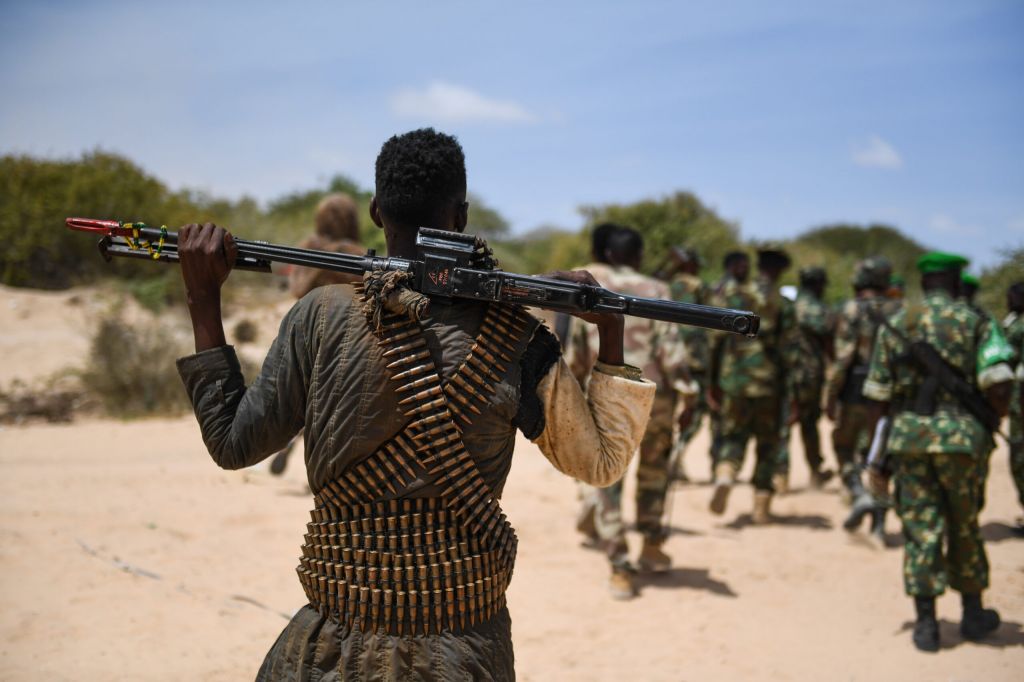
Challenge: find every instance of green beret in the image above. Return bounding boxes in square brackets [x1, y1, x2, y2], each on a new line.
[961, 273, 980, 287]
[916, 251, 969, 274]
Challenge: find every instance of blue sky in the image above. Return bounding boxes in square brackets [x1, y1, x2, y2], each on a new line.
[2, 0, 1022, 268]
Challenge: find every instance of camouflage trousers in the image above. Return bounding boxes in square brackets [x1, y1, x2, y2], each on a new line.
[581, 392, 676, 565]
[776, 390, 824, 475]
[894, 451, 989, 596]
[718, 394, 782, 492]
[1011, 386, 1024, 508]
[831, 401, 873, 477]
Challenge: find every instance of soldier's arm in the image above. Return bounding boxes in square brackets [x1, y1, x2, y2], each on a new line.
[532, 358, 655, 486]
[175, 222, 311, 469]
[825, 306, 855, 402]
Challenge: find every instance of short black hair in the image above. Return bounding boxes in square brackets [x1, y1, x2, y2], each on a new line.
[591, 222, 623, 263]
[1009, 281, 1024, 298]
[606, 227, 643, 262]
[374, 128, 466, 228]
[723, 251, 749, 269]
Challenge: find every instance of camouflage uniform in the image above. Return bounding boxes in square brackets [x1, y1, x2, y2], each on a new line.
[1004, 311, 1024, 508]
[825, 294, 901, 489]
[863, 291, 1008, 596]
[776, 287, 833, 477]
[569, 266, 690, 564]
[709, 274, 794, 493]
[668, 272, 711, 468]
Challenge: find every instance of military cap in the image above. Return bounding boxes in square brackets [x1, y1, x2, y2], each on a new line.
[799, 266, 827, 284]
[853, 256, 892, 290]
[756, 244, 791, 270]
[916, 251, 969, 274]
[961, 272, 980, 287]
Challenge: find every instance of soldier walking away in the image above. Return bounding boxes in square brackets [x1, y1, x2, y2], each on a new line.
[776, 266, 835, 489]
[664, 246, 710, 483]
[1004, 281, 1024, 534]
[568, 227, 694, 599]
[269, 193, 365, 476]
[707, 246, 795, 523]
[825, 257, 900, 536]
[862, 251, 1013, 652]
[567, 223, 624, 545]
[173, 128, 656, 680]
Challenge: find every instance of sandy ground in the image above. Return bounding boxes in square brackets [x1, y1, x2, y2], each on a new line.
[1, 285, 1022, 680]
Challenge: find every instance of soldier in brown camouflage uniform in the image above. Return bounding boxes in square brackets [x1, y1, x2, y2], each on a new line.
[569, 228, 693, 599]
[707, 247, 795, 523]
[863, 251, 1013, 652]
[825, 257, 900, 533]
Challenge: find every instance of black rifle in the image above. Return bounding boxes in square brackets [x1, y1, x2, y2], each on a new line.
[870, 310, 1000, 432]
[66, 218, 760, 336]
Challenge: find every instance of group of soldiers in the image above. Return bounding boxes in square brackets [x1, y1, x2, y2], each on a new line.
[168, 127, 1019, 676]
[562, 222, 1022, 652]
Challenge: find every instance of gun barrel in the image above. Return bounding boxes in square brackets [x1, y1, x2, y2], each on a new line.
[622, 296, 759, 337]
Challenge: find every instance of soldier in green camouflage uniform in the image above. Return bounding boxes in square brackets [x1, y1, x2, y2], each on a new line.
[863, 251, 1013, 652]
[665, 246, 711, 482]
[569, 228, 693, 598]
[708, 248, 795, 523]
[825, 257, 900, 528]
[1004, 282, 1024, 531]
[776, 267, 834, 489]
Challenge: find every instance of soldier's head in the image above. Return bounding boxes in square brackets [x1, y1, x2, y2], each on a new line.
[916, 251, 968, 296]
[852, 256, 892, 295]
[960, 273, 980, 304]
[605, 227, 644, 270]
[590, 223, 623, 264]
[669, 246, 701, 276]
[723, 251, 750, 283]
[370, 128, 468, 254]
[1007, 282, 1024, 313]
[886, 274, 905, 299]
[799, 266, 827, 298]
[756, 247, 791, 282]
[315, 193, 360, 243]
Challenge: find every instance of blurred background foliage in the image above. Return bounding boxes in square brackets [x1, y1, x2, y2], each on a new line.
[2, 150, 1020, 315]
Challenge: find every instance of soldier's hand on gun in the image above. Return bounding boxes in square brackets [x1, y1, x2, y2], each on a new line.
[178, 222, 238, 303]
[542, 270, 624, 327]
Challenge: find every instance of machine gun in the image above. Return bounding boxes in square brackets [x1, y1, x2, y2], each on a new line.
[66, 218, 760, 336]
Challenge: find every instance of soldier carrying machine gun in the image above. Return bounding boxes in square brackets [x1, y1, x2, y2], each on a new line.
[66, 217, 760, 337]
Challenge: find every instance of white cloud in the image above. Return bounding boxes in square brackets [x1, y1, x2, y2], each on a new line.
[851, 135, 903, 169]
[929, 213, 980, 236]
[390, 82, 537, 124]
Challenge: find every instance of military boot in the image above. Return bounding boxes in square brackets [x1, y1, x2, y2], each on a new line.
[842, 468, 877, 532]
[960, 593, 1000, 641]
[912, 596, 939, 652]
[869, 508, 887, 546]
[637, 536, 672, 573]
[709, 461, 737, 515]
[752, 491, 772, 525]
[608, 564, 637, 601]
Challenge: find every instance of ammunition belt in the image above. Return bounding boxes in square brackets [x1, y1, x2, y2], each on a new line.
[297, 292, 535, 635]
[298, 498, 509, 634]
